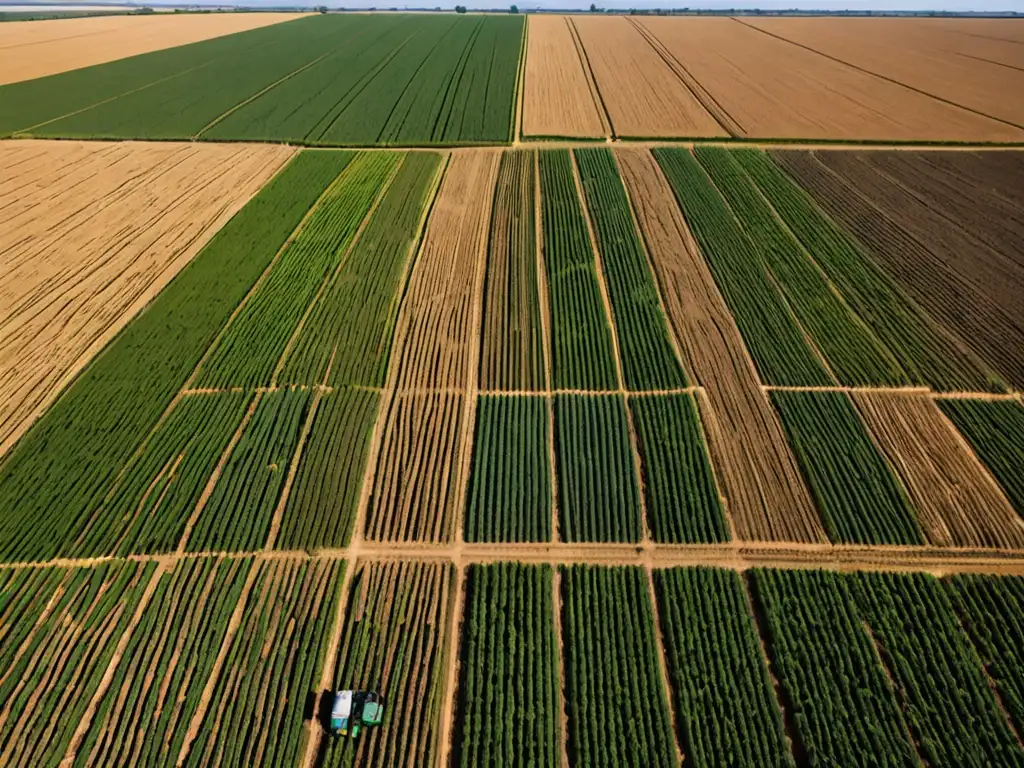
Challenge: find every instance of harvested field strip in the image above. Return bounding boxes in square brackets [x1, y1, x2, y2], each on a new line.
[947, 574, 1024, 737]
[853, 393, 1024, 549]
[750, 569, 917, 766]
[0, 561, 156, 765]
[653, 148, 832, 387]
[319, 560, 454, 768]
[0, 140, 292, 457]
[693, 146, 908, 387]
[186, 389, 312, 553]
[72, 391, 249, 558]
[629, 394, 726, 544]
[939, 400, 1024, 518]
[851, 571, 1024, 767]
[575, 147, 687, 391]
[0, 13, 307, 86]
[654, 567, 793, 767]
[614, 147, 824, 544]
[278, 388, 380, 552]
[0, 19, 322, 134]
[195, 151, 395, 389]
[479, 149, 546, 391]
[734, 148, 999, 392]
[185, 558, 344, 766]
[570, 16, 725, 139]
[280, 152, 442, 389]
[560, 564, 677, 767]
[0, 150, 344, 564]
[538, 149, 618, 391]
[72, 556, 251, 767]
[770, 391, 922, 546]
[555, 395, 642, 544]
[465, 395, 552, 544]
[452, 563, 562, 767]
[367, 392, 464, 544]
[774, 149, 1024, 390]
[386, 151, 499, 392]
[521, 15, 606, 139]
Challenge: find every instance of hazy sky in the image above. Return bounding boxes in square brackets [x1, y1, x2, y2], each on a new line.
[226, 0, 1024, 10]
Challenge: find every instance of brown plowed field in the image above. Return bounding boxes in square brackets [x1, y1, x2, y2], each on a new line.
[480, 150, 546, 391]
[0, 140, 294, 457]
[743, 18, 1024, 132]
[366, 150, 499, 543]
[521, 16, 607, 139]
[772, 150, 1024, 390]
[637, 17, 1024, 142]
[852, 392, 1024, 550]
[0, 13, 308, 86]
[570, 16, 726, 139]
[614, 147, 827, 544]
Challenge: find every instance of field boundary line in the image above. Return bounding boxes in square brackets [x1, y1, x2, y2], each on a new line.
[436, 562, 466, 768]
[533, 149, 560, 542]
[59, 561, 166, 767]
[180, 159, 354, 392]
[627, 18, 744, 138]
[270, 153, 405, 386]
[859, 619, 926, 763]
[644, 564, 685, 765]
[351, 153, 452, 546]
[569, 148, 651, 542]
[565, 17, 614, 140]
[694, 387, 738, 539]
[299, 552, 358, 768]
[732, 17, 1024, 134]
[552, 568, 571, 768]
[174, 392, 261, 556]
[512, 16, 529, 144]
[175, 560, 261, 765]
[195, 49, 336, 138]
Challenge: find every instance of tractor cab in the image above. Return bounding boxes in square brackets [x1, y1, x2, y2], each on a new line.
[330, 689, 385, 738]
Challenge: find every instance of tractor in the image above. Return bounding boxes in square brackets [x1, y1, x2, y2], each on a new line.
[330, 690, 384, 738]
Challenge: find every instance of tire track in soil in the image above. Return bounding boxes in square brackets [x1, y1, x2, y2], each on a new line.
[645, 564, 685, 765]
[552, 568, 571, 768]
[436, 563, 466, 768]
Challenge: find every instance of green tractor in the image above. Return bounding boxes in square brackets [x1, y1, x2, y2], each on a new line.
[330, 690, 384, 738]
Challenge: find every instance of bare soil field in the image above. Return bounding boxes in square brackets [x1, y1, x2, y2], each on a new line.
[853, 392, 1024, 550]
[521, 16, 607, 139]
[366, 150, 499, 543]
[637, 17, 1024, 142]
[570, 16, 726, 139]
[743, 17, 1024, 132]
[614, 147, 826, 543]
[0, 139, 294, 458]
[772, 150, 1024, 389]
[0, 13, 308, 86]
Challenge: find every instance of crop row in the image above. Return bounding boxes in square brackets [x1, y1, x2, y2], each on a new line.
[479, 149, 546, 391]
[280, 151, 442, 388]
[0, 150, 347, 563]
[465, 395, 552, 543]
[3, 16, 524, 146]
[734, 149, 999, 392]
[574, 148, 686, 391]
[278, 388, 380, 552]
[196, 151, 399, 389]
[0, 562, 156, 765]
[561, 565, 677, 767]
[693, 147, 908, 388]
[320, 560, 454, 768]
[939, 399, 1024, 517]
[73, 557, 252, 767]
[538, 150, 619, 391]
[454, 563, 562, 767]
[652, 148, 833, 387]
[770, 391, 923, 545]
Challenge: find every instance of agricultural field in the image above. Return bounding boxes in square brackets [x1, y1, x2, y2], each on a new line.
[2, 13, 1024, 760]
[0, 15, 523, 145]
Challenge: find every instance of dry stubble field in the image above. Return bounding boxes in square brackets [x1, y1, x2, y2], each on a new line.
[2, 11, 1024, 768]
